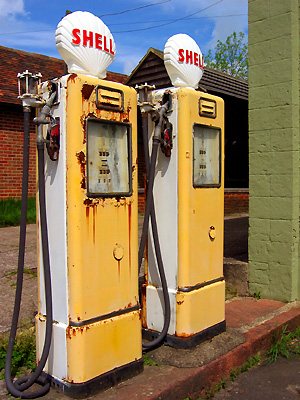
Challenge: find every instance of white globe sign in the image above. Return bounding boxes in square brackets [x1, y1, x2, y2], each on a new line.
[55, 11, 116, 79]
[164, 34, 204, 89]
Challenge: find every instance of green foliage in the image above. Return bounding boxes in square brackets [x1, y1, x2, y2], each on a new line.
[252, 291, 261, 300]
[240, 354, 261, 372]
[205, 379, 226, 399]
[267, 325, 300, 363]
[0, 325, 36, 380]
[142, 354, 161, 366]
[229, 367, 240, 381]
[204, 32, 248, 80]
[0, 198, 36, 227]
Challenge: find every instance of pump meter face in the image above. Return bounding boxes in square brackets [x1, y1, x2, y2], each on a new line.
[87, 119, 132, 196]
[193, 124, 221, 187]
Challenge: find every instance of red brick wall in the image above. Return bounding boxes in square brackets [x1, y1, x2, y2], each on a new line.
[138, 190, 249, 215]
[224, 190, 249, 214]
[0, 104, 36, 199]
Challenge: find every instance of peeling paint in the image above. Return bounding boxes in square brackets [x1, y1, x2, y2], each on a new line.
[76, 151, 86, 189]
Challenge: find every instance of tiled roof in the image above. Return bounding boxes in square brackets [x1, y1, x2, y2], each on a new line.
[126, 48, 248, 101]
[0, 46, 128, 105]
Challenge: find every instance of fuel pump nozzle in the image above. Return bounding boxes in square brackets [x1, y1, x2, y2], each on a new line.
[34, 91, 57, 144]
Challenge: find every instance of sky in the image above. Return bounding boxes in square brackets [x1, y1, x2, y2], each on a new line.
[0, 0, 248, 76]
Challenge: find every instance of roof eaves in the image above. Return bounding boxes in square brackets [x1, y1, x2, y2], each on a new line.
[125, 47, 163, 85]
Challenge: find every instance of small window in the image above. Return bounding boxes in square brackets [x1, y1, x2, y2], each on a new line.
[193, 124, 221, 187]
[86, 119, 132, 197]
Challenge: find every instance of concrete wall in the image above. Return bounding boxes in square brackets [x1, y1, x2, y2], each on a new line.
[248, 0, 300, 301]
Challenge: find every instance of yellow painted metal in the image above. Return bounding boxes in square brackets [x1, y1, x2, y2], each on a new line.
[65, 75, 139, 322]
[66, 311, 141, 383]
[175, 281, 225, 336]
[177, 88, 224, 289]
[60, 75, 141, 382]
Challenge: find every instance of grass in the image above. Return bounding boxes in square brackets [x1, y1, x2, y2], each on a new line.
[142, 354, 161, 366]
[0, 198, 36, 228]
[266, 325, 300, 363]
[0, 321, 36, 380]
[252, 291, 261, 300]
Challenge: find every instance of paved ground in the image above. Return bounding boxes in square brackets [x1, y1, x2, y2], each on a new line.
[3, 297, 299, 400]
[214, 356, 300, 400]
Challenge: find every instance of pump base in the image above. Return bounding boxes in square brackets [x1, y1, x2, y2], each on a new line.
[45, 358, 143, 399]
[143, 320, 226, 349]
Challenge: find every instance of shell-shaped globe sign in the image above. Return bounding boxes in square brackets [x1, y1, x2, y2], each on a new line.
[55, 11, 116, 79]
[164, 34, 204, 89]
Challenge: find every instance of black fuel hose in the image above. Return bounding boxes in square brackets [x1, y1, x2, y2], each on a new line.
[5, 112, 53, 398]
[139, 106, 171, 349]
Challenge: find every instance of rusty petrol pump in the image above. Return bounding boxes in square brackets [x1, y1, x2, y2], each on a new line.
[35, 12, 142, 396]
[140, 34, 226, 349]
[5, 12, 226, 400]
[6, 11, 142, 399]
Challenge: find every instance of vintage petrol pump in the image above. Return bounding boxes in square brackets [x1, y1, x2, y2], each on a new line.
[141, 34, 226, 348]
[34, 11, 142, 397]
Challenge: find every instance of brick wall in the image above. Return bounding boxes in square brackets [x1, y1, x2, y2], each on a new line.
[138, 190, 249, 215]
[0, 104, 36, 199]
[224, 189, 249, 215]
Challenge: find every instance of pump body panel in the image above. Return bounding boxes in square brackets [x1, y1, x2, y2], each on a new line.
[36, 74, 142, 388]
[144, 87, 225, 344]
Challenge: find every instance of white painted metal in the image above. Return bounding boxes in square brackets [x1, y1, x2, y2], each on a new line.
[37, 76, 69, 379]
[146, 88, 179, 334]
[164, 34, 204, 89]
[36, 318, 67, 381]
[55, 11, 115, 79]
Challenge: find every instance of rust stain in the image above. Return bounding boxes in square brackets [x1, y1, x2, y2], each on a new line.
[93, 205, 96, 244]
[141, 284, 147, 328]
[86, 207, 89, 219]
[76, 151, 86, 189]
[83, 198, 93, 206]
[68, 73, 77, 83]
[81, 84, 95, 100]
[118, 260, 121, 280]
[66, 325, 90, 340]
[175, 331, 193, 338]
[177, 300, 184, 305]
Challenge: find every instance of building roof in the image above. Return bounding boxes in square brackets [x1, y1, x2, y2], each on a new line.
[0, 46, 128, 105]
[126, 48, 248, 101]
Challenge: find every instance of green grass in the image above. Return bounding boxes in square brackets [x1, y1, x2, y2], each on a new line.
[0, 198, 36, 227]
[0, 322, 36, 380]
[142, 354, 161, 366]
[266, 325, 300, 363]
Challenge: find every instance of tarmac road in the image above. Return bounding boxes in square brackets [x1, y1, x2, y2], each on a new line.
[214, 356, 300, 400]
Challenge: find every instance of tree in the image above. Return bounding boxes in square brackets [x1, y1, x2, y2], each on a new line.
[204, 31, 248, 80]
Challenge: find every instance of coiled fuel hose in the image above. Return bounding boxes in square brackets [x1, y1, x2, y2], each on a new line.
[138, 103, 171, 349]
[5, 104, 54, 398]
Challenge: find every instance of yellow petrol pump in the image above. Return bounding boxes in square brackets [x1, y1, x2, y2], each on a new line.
[141, 34, 225, 348]
[34, 11, 142, 397]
